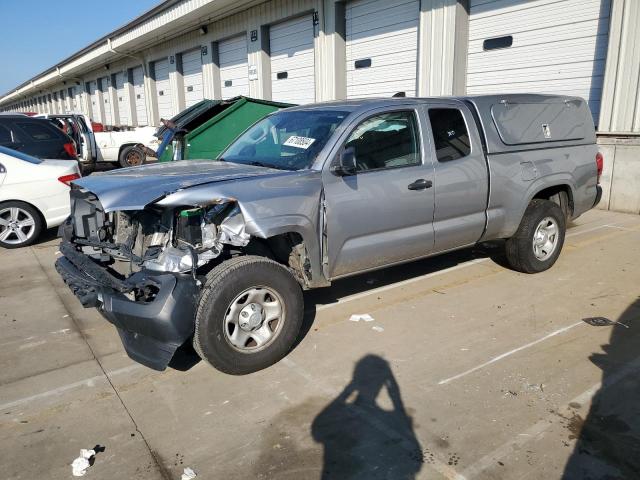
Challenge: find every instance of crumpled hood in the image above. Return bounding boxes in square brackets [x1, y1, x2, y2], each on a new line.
[73, 160, 286, 212]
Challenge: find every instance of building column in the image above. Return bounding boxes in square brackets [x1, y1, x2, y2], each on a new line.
[125, 69, 138, 126]
[169, 54, 185, 115]
[203, 42, 221, 100]
[248, 25, 271, 100]
[417, 0, 468, 97]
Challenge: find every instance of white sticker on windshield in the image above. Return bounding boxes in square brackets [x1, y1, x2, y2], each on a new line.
[283, 136, 316, 149]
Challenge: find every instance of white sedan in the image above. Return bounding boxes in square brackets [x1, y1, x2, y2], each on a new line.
[0, 146, 80, 248]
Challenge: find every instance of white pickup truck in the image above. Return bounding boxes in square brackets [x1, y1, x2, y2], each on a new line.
[37, 113, 159, 168]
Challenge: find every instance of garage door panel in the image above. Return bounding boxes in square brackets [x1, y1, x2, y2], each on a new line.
[467, 0, 610, 122]
[182, 49, 204, 108]
[220, 35, 249, 99]
[100, 77, 113, 126]
[468, 19, 608, 53]
[346, 0, 419, 98]
[347, 36, 419, 59]
[270, 16, 316, 104]
[154, 59, 172, 120]
[132, 66, 148, 126]
[115, 72, 131, 126]
[348, 80, 418, 98]
[470, 0, 609, 35]
[468, 40, 609, 71]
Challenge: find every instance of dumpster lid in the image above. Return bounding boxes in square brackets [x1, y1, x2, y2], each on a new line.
[155, 96, 293, 139]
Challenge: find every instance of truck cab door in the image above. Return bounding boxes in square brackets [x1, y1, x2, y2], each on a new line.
[322, 107, 435, 279]
[424, 103, 488, 251]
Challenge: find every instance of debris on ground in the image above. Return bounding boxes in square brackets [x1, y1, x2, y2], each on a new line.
[71, 449, 95, 477]
[349, 314, 375, 322]
[181, 467, 197, 479]
[582, 317, 629, 328]
[372, 326, 384, 333]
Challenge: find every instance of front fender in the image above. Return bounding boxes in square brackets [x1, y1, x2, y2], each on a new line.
[245, 214, 328, 288]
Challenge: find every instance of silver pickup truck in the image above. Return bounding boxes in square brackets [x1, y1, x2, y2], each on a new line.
[56, 95, 603, 374]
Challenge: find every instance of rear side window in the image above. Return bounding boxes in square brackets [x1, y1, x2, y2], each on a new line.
[0, 125, 13, 143]
[428, 109, 471, 162]
[15, 121, 62, 141]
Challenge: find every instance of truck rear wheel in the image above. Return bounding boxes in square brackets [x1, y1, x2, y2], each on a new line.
[193, 256, 304, 375]
[119, 145, 146, 168]
[505, 199, 566, 273]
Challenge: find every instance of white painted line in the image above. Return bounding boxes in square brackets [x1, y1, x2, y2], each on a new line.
[437, 322, 584, 385]
[316, 258, 490, 311]
[0, 364, 143, 411]
[461, 354, 640, 478]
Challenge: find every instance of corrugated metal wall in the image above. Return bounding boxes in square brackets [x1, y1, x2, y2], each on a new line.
[598, 0, 640, 134]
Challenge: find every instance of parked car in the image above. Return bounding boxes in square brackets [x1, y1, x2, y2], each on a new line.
[0, 146, 80, 248]
[37, 113, 158, 169]
[0, 115, 78, 161]
[56, 94, 603, 374]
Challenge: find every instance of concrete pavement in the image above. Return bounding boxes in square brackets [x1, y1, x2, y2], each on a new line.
[1, 209, 639, 479]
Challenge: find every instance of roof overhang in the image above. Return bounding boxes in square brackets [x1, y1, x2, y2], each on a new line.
[1, 0, 263, 106]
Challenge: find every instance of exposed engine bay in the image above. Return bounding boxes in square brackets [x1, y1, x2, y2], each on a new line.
[65, 189, 251, 280]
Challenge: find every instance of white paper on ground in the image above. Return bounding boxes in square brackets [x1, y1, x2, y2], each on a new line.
[349, 314, 375, 322]
[181, 467, 197, 479]
[71, 449, 96, 477]
[372, 326, 384, 332]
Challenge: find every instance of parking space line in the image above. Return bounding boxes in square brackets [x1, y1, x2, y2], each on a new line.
[316, 258, 490, 312]
[437, 322, 584, 385]
[0, 364, 143, 411]
[461, 354, 640, 478]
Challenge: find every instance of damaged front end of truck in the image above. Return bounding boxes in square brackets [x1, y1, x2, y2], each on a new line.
[55, 183, 313, 371]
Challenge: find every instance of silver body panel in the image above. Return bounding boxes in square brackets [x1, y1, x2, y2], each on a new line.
[72, 95, 599, 285]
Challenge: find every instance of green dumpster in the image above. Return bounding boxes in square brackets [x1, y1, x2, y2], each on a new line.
[158, 96, 294, 162]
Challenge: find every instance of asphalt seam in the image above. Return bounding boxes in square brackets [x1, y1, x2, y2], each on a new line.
[29, 248, 171, 480]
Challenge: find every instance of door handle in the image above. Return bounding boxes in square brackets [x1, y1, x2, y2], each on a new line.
[408, 179, 432, 191]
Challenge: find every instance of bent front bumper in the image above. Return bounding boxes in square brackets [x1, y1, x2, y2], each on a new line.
[55, 243, 199, 371]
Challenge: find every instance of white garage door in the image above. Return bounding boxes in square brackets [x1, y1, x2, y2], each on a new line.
[270, 15, 316, 104]
[132, 66, 148, 126]
[182, 49, 204, 107]
[219, 35, 249, 99]
[154, 58, 173, 121]
[89, 81, 100, 122]
[346, 0, 420, 99]
[467, 0, 611, 123]
[115, 72, 131, 126]
[100, 76, 113, 126]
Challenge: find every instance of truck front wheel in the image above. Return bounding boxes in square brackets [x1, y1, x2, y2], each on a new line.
[193, 256, 304, 375]
[505, 199, 566, 273]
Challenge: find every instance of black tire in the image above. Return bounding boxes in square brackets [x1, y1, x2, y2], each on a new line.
[0, 201, 44, 249]
[193, 255, 304, 375]
[118, 145, 146, 168]
[505, 199, 566, 273]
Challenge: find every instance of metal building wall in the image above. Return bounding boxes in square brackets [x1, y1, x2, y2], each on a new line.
[598, 0, 640, 134]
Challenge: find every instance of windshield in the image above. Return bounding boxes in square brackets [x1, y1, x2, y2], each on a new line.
[0, 146, 42, 164]
[220, 110, 350, 171]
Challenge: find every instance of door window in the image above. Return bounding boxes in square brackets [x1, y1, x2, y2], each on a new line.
[345, 111, 420, 172]
[428, 108, 471, 162]
[0, 125, 13, 144]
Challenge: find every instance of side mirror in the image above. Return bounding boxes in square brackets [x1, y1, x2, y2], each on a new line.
[331, 147, 356, 176]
